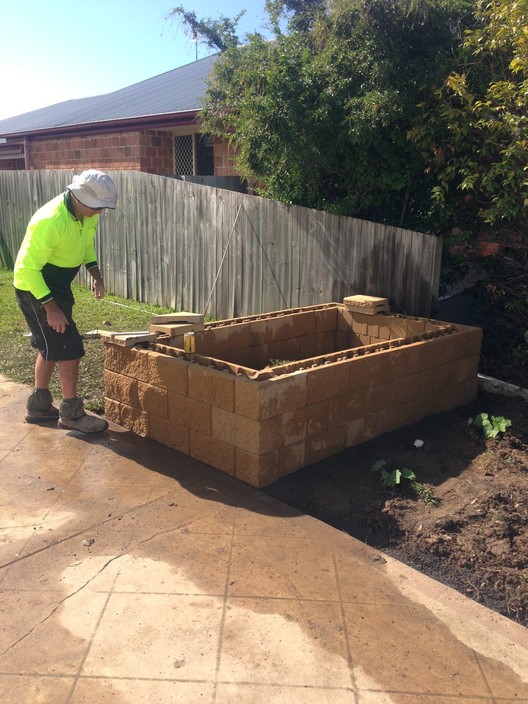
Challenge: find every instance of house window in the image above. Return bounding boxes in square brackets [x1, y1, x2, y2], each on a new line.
[174, 134, 214, 176]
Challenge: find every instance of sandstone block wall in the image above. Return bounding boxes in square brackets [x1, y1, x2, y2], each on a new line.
[103, 304, 482, 488]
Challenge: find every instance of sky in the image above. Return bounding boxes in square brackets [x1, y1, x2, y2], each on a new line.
[0, 0, 271, 121]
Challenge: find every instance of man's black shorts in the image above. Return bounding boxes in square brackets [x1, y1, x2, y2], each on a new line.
[15, 289, 85, 362]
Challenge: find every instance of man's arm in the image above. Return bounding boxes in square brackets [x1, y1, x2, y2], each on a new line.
[43, 299, 68, 333]
[88, 266, 105, 300]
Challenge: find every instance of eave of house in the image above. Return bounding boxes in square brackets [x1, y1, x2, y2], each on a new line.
[0, 110, 201, 141]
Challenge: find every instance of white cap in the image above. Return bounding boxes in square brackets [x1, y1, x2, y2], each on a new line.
[68, 170, 117, 209]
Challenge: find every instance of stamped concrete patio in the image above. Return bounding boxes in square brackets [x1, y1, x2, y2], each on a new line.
[0, 374, 526, 704]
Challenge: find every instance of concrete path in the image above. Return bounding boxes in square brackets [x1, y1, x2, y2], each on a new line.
[0, 375, 526, 703]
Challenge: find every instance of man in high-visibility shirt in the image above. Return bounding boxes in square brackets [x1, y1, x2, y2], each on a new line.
[14, 169, 117, 433]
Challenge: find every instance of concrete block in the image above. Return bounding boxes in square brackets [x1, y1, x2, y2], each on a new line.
[235, 373, 307, 420]
[120, 403, 149, 437]
[442, 377, 479, 411]
[148, 322, 204, 336]
[261, 442, 306, 487]
[138, 382, 168, 418]
[250, 312, 315, 347]
[104, 370, 138, 407]
[103, 343, 149, 382]
[377, 316, 391, 341]
[190, 431, 236, 475]
[169, 392, 212, 435]
[195, 329, 214, 356]
[343, 295, 389, 314]
[148, 351, 189, 395]
[282, 408, 307, 446]
[367, 379, 400, 412]
[249, 345, 271, 370]
[266, 338, 301, 366]
[305, 425, 347, 465]
[210, 323, 251, 356]
[406, 318, 426, 336]
[149, 415, 189, 454]
[305, 358, 351, 405]
[381, 400, 418, 434]
[150, 312, 204, 325]
[234, 449, 265, 487]
[346, 414, 382, 446]
[212, 407, 283, 455]
[348, 353, 381, 391]
[281, 397, 330, 446]
[305, 400, 330, 437]
[350, 312, 371, 336]
[104, 398, 121, 425]
[329, 388, 368, 425]
[315, 307, 338, 333]
[389, 316, 408, 339]
[188, 364, 235, 412]
[300, 332, 331, 358]
[220, 347, 258, 369]
[236, 442, 306, 488]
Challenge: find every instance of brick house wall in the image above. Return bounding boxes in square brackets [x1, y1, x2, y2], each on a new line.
[213, 138, 238, 177]
[25, 129, 174, 175]
[3, 130, 241, 178]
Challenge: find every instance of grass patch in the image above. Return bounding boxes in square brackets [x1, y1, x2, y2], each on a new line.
[0, 268, 175, 412]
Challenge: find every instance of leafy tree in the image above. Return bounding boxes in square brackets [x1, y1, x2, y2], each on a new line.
[193, 0, 473, 228]
[410, 0, 528, 234]
[166, 5, 244, 51]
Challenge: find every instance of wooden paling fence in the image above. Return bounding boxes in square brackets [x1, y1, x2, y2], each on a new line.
[0, 170, 442, 319]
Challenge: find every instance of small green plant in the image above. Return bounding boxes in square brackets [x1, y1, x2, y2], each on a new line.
[371, 460, 416, 488]
[472, 413, 512, 439]
[371, 460, 439, 505]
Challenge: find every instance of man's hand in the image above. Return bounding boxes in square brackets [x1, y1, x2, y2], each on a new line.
[44, 300, 68, 333]
[92, 280, 105, 300]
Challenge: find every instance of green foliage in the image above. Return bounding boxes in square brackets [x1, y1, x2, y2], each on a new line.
[472, 412, 512, 439]
[371, 459, 416, 488]
[198, 0, 473, 228]
[409, 0, 528, 232]
[166, 5, 244, 51]
[371, 459, 439, 504]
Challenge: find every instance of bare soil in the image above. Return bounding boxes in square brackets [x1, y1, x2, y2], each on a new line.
[265, 388, 528, 627]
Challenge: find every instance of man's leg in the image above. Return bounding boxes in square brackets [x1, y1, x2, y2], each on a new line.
[35, 353, 56, 389]
[57, 358, 108, 434]
[57, 358, 80, 399]
[25, 353, 60, 423]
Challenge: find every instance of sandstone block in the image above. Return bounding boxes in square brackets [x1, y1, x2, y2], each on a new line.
[120, 403, 149, 437]
[103, 343, 149, 382]
[104, 370, 138, 407]
[148, 415, 190, 454]
[190, 431, 236, 475]
[188, 364, 235, 412]
[329, 388, 368, 425]
[305, 425, 347, 465]
[235, 373, 307, 420]
[212, 407, 283, 455]
[104, 398, 121, 425]
[169, 392, 212, 435]
[148, 351, 189, 394]
[305, 359, 350, 405]
[138, 382, 168, 418]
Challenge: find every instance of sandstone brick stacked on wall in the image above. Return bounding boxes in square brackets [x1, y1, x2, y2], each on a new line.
[192, 306, 361, 368]
[103, 305, 482, 488]
[26, 130, 174, 175]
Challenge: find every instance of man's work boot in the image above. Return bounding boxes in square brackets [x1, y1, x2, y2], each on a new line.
[58, 396, 109, 434]
[25, 388, 59, 424]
